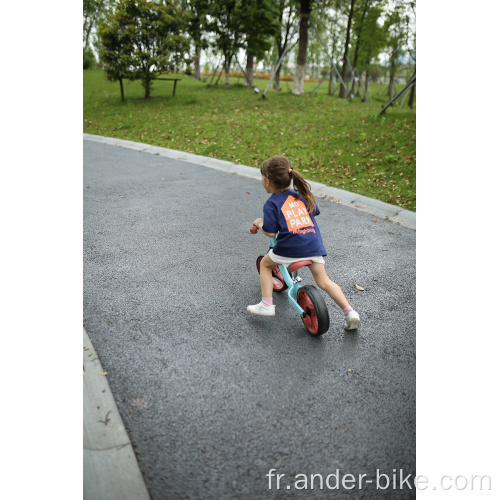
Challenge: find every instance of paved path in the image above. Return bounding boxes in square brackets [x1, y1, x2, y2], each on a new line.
[83, 135, 416, 499]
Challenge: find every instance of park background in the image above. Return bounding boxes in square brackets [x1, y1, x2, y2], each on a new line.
[84, 0, 417, 212]
[3, 1, 500, 499]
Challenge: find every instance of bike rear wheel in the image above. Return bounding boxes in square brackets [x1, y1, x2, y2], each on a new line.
[256, 255, 288, 293]
[297, 285, 330, 335]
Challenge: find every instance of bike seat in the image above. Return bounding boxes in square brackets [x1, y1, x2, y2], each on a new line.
[288, 260, 313, 272]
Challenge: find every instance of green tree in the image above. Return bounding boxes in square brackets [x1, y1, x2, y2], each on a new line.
[349, 0, 385, 98]
[84, 0, 116, 68]
[405, 0, 416, 109]
[313, 1, 345, 96]
[291, 0, 314, 95]
[97, 6, 132, 101]
[338, 0, 356, 98]
[182, 0, 210, 80]
[383, 0, 413, 98]
[349, 0, 369, 96]
[272, 0, 299, 89]
[206, 0, 248, 86]
[84, 0, 116, 48]
[97, 0, 190, 99]
[241, 0, 280, 86]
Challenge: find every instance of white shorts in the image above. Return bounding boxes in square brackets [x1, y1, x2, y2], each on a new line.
[268, 249, 325, 266]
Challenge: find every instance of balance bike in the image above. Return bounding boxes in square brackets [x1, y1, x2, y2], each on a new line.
[250, 225, 330, 336]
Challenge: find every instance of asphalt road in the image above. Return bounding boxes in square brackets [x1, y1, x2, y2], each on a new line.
[83, 138, 416, 499]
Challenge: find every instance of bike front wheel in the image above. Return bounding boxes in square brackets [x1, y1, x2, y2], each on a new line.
[297, 285, 330, 335]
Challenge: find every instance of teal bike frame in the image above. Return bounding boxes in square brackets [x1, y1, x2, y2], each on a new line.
[268, 235, 308, 318]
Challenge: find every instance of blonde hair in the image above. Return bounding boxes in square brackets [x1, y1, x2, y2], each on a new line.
[260, 156, 317, 214]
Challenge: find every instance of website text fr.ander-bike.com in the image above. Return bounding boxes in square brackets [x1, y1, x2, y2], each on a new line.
[266, 469, 492, 492]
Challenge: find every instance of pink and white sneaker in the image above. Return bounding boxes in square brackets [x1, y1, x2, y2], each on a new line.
[246, 302, 276, 316]
[344, 310, 360, 330]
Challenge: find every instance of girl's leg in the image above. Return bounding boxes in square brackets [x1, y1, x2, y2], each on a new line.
[309, 262, 350, 309]
[309, 262, 360, 330]
[246, 253, 279, 316]
[259, 253, 280, 299]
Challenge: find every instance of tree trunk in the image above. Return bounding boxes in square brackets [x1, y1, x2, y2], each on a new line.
[339, 0, 356, 99]
[328, 25, 336, 96]
[275, 64, 282, 90]
[292, 0, 311, 95]
[215, 66, 223, 84]
[388, 55, 397, 99]
[244, 53, 254, 86]
[388, 42, 399, 99]
[274, 45, 284, 90]
[84, 18, 94, 48]
[194, 45, 201, 80]
[292, 64, 306, 94]
[144, 76, 151, 99]
[275, 0, 294, 92]
[224, 54, 232, 86]
[275, 41, 283, 90]
[350, 1, 368, 97]
[408, 82, 415, 109]
[119, 77, 124, 102]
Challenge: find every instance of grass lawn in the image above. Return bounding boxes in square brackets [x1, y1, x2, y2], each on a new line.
[83, 70, 416, 211]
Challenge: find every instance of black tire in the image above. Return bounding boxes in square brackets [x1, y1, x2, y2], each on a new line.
[297, 285, 330, 335]
[256, 255, 288, 293]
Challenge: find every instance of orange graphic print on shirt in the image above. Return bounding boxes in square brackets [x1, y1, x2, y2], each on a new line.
[281, 195, 316, 233]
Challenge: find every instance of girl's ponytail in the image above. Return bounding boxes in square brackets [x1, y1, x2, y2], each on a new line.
[261, 155, 317, 214]
[290, 170, 318, 215]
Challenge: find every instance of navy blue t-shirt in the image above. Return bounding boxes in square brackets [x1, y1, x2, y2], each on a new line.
[262, 190, 327, 258]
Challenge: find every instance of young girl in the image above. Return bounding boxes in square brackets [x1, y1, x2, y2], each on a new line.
[247, 155, 360, 331]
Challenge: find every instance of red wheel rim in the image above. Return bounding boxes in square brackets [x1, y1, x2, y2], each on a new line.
[297, 289, 319, 334]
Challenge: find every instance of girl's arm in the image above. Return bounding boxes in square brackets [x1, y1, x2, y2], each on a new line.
[253, 218, 276, 238]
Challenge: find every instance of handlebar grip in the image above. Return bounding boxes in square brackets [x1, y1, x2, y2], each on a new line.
[250, 225, 258, 234]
